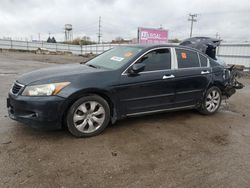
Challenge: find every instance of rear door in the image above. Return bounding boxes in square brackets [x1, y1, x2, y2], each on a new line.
[118, 48, 176, 116]
[173, 48, 212, 107]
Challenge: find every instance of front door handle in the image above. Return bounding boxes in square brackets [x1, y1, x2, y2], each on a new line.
[201, 70, 210, 75]
[163, 75, 175, 79]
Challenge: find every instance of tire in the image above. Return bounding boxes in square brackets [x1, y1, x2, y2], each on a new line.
[198, 86, 222, 115]
[66, 95, 110, 137]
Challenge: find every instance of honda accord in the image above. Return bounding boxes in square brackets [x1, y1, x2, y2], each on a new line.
[7, 44, 241, 137]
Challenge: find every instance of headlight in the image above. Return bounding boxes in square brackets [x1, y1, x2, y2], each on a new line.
[22, 82, 70, 96]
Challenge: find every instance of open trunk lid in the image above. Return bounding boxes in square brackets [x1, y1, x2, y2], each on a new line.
[180, 37, 221, 60]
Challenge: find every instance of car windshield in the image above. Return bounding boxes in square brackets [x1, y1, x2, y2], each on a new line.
[86, 46, 142, 70]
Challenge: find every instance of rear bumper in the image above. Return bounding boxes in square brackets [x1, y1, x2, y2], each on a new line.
[7, 93, 66, 130]
[222, 86, 236, 98]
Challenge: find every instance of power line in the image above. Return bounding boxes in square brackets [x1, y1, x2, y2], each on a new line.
[188, 13, 198, 38]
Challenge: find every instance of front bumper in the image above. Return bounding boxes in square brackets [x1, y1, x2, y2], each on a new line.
[7, 93, 66, 130]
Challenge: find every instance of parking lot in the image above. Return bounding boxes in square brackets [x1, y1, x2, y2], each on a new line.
[0, 52, 250, 187]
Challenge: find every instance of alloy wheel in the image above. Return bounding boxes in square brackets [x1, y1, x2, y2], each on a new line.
[73, 101, 105, 133]
[205, 90, 221, 113]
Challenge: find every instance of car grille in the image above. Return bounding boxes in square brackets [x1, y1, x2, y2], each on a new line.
[11, 82, 24, 95]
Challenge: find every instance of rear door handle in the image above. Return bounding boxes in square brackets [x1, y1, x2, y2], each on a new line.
[201, 70, 210, 75]
[163, 75, 175, 79]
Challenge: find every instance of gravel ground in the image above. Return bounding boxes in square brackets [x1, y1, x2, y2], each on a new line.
[0, 52, 250, 188]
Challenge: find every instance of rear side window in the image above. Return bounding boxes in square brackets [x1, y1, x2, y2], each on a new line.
[199, 54, 208, 67]
[136, 48, 171, 71]
[176, 49, 200, 68]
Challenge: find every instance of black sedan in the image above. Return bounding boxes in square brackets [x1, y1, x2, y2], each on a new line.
[7, 44, 239, 137]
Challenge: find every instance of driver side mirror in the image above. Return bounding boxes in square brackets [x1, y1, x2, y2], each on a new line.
[128, 64, 145, 75]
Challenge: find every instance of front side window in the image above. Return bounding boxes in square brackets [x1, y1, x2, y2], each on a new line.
[135, 48, 171, 72]
[176, 49, 200, 69]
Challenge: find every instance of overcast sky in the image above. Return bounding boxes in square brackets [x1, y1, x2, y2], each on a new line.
[0, 0, 250, 42]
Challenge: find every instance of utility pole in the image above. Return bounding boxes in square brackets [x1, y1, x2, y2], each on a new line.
[188, 13, 197, 38]
[97, 16, 102, 44]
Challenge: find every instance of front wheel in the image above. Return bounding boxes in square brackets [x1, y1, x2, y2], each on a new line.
[198, 86, 222, 115]
[66, 95, 110, 137]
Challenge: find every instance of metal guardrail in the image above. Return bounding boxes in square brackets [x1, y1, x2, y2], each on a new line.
[0, 39, 250, 68]
[0, 39, 121, 55]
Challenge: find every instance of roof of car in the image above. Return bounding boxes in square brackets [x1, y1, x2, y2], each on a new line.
[124, 43, 202, 53]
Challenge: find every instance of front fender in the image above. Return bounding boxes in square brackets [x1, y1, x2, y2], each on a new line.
[58, 87, 119, 125]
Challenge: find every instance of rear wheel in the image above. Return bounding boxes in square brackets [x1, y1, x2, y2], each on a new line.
[199, 86, 222, 115]
[66, 95, 110, 137]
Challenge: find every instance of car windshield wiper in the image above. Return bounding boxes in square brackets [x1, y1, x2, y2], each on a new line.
[86, 64, 107, 70]
[86, 64, 98, 69]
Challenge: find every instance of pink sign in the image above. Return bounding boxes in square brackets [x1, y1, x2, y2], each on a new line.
[138, 27, 168, 44]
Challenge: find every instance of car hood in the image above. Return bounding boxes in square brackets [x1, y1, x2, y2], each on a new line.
[17, 64, 106, 85]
